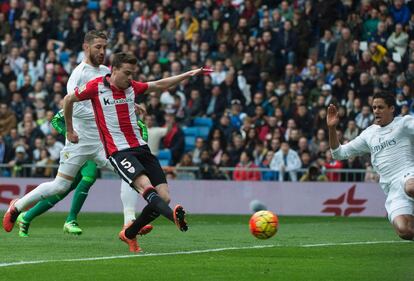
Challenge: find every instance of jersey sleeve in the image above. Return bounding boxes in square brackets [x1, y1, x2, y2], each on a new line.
[74, 80, 98, 101]
[131, 81, 148, 96]
[331, 130, 371, 160]
[402, 115, 414, 135]
[51, 110, 66, 135]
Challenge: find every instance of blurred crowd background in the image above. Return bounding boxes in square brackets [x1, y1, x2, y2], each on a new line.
[0, 0, 413, 181]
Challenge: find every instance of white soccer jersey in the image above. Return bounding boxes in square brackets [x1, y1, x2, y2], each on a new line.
[66, 62, 110, 144]
[331, 116, 414, 194]
[75, 75, 148, 156]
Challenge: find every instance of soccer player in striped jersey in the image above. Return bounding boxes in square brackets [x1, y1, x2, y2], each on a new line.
[61, 52, 212, 252]
[16, 110, 150, 237]
[327, 92, 414, 240]
[3, 31, 150, 238]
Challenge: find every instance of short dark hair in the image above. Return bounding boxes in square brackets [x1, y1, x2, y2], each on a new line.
[84, 30, 107, 44]
[372, 92, 395, 107]
[112, 52, 137, 68]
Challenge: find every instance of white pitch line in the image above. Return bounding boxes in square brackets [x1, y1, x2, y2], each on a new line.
[0, 241, 409, 268]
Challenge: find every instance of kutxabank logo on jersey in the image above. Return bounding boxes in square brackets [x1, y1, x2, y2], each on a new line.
[371, 138, 397, 154]
[102, 96, 134, 106]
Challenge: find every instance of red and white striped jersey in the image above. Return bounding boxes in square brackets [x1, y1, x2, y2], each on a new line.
[75, 75, 148, 156]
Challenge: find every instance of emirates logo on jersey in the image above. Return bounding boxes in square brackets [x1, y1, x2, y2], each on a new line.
[371, 138, 396, 154]
[103, 97, 134, 106]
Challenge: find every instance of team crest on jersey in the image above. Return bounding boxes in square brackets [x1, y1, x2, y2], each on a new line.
[64, 152, 70, 159]
[128, 167, 135, 173]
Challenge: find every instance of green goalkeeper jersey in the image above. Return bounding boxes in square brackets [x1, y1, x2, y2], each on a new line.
[51, 110, 149, 142]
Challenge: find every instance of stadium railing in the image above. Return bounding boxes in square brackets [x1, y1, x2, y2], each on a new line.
[0, 164, 377, 182]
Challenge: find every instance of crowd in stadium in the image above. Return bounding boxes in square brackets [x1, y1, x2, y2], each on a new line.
[0, 0, 413, 181]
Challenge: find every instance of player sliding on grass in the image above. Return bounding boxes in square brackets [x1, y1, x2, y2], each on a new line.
[327, 92, 414, 240]
[2, 31, 150, 238]
[63, 52, 214, 251]
[16, 110, 150, 237]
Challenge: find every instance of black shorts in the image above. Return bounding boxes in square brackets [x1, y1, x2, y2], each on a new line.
[109, 145, 167, 187]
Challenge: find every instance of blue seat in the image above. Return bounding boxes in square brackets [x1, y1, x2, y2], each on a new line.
[183, 127, 198, 137]
[159, 159, 170, 167]
[157, 149, 172, 166]
[185, 135, 196, 152]
[87, 0, 99, 10]
[193, 117, 213, 128]
[195, 126, 210, 139]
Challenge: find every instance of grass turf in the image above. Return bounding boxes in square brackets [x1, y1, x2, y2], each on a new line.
[0, 213, 413, 281]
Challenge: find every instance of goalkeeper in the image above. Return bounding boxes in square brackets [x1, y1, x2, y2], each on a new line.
[16, 110, 149, 237]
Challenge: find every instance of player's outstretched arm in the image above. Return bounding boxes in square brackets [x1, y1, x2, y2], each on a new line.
[63, 93, 80, 143]
[146, 67, 213, 93]
[327, 104, 340, 150]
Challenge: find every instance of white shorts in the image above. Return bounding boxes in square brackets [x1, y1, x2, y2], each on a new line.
[58, 142, 113, 178]
[384, 171, 414, 223]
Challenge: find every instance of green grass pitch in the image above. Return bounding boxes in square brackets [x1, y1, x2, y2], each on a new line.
[0, 213, 413, 281]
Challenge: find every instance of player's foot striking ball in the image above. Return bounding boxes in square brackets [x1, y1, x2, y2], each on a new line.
[249, 210, 279, 239]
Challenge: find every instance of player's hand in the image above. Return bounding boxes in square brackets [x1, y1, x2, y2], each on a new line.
[188, 67, 214, 77]
[134, 103, 147, 116]
[67, 130, 79, 143]
[326, 104, 339, 128]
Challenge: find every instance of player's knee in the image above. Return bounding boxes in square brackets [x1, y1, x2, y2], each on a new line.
[82, 175, 96, 186]
[396, 225, 414, 240]
[404, 181, 414, 198]
[54, 177, 73, 194]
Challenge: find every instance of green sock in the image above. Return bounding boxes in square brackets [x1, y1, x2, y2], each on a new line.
[65, 177, 95, 222]
[23, 194, 62, 223]
[65, 161, 97, 223]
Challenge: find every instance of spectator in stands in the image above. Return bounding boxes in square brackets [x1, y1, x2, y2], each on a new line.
[206, 85, 227, 120]
[324, 150, 343, 182]
[387, 23, 409, 59]
[343, 120, 359, 141]
[131, 5, 160, 41]
[162, 111, 185, 165]
[191, 137, 205, 165]
[197, 149, 223, 180]
[0, 102, 16, 136]
[228, 133, 245, 166]
[32, 148, 54, 177]
[45, 134, 64, 162]
[334, 27, 353, 64]
[355, 105, 374, 130]
[389, 0, 411, 25]
[233, 150, 261, 181]
[270, 142, 301, 182]
[176, 7, 199, 41]
[210, 139, 224, 166]
[300, 165, 328, 182]
[8, 145, 30, 177]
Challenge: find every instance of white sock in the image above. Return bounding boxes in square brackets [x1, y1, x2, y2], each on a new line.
[15, 177, 72, 211]
[120, 180, 138, 225]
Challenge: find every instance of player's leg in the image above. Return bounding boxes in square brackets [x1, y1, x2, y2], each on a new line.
[404, 178, 414, 199]
[3, 149, 87, 232]
[110, 149, 186, 251]
[120, 180, 138, 225]
[63, 160, 98, 235]
[122, 148, 186, 234]
[17, 173, 82, 237]
[392, 215, 414, 240]
[387, 176, 414, 240]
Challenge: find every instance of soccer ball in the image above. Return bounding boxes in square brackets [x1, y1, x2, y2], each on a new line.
[249, 210, 279, 239]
